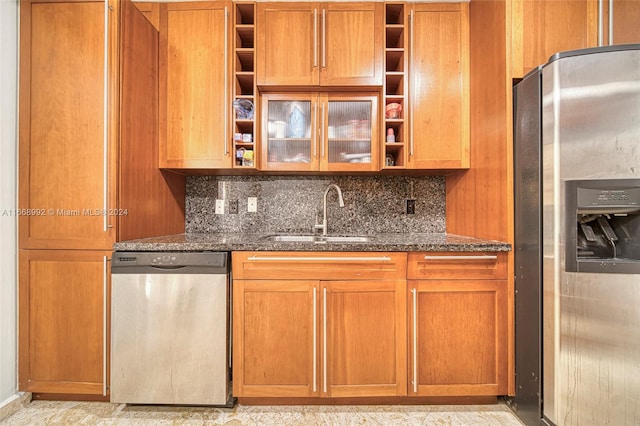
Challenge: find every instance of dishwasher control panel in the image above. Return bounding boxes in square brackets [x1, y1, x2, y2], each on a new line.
[112, 252, 229, 274]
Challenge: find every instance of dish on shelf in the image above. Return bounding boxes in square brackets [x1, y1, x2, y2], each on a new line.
[385, 102, 402, 119]
[340, 153, 371, 163]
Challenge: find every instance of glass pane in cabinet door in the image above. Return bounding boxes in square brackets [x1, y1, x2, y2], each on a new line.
[327, 101, 372, 164]
[266, 100, 312, 164]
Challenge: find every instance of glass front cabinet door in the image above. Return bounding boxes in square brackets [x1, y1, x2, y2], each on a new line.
[260, 93, 379, 171]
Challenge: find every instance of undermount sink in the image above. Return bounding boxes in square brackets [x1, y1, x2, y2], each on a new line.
[268, 235, 317, 242]
[263, 235, 373, 243]
[321, 236, 372, 243]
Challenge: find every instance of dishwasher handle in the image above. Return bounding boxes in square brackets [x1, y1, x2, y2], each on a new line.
[149, 265, 188, 271]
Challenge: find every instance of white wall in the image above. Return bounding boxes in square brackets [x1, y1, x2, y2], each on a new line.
[0, 0, 19, 406]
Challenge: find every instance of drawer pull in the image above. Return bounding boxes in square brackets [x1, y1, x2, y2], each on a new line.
[422, 255, 497, 261]
[247, 256, 392, 262]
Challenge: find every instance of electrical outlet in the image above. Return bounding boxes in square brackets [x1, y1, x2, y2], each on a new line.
[229, 199, 238, 214]
[247, 197, 257, 213]
[406, 199, 415, 215]
[215, 199, 225, 214]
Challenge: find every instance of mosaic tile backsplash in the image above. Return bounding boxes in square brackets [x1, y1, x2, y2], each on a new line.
[185, 176, 446, 235]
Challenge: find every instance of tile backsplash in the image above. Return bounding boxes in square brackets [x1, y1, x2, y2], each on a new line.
[186, 175, 446, 234]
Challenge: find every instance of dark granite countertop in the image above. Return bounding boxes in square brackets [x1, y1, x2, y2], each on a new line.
[113, 233, 511, 252]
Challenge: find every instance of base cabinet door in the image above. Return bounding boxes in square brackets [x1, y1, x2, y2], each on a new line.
[233, 279, 319, 397]
[323, 280, 406, 397]
[408, 280, 507, 396]
[234, 279, 407, 398]
[18, 250, 111, 396]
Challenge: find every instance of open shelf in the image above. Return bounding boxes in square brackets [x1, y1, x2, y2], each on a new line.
[233, 2, 257, 168]
[383, 2, 408, 170]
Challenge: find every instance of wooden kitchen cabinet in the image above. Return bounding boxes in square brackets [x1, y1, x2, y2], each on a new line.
[324, 279, 407, 397]
[18, 250, 111, 396]
[233, 279, 317, 397]
[18, 0, 184, 398]
[19, 0, 184, 249]
[19, 0, 115, 250]
[512, 0, 640, 78]
[158, 1, 233, 169]
[256, 2, 383, 87]
[407, 3, 470, 170]
[260, 93, 379, 172]
[407, 252, 508, 397]
[608, 1, 640, 45]
[232, 252, 407, 399]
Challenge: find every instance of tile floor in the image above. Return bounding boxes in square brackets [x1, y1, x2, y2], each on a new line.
[1, 400, 525, 425]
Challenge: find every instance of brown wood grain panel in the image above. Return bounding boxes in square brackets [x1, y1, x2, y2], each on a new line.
[324, 280, 407, 397]
[321, 2, 383, 86]
[233, 280, 318, 397]
[407, 252, 507, 280]
[159, 1, 232, 168]
[232, 251, 407, 281]
[19, 1, 115, 249]
[610, 0, 640, 44]
[132, 2, 160, 30]
[118, 0, 185, 240]
[512, 0, 598, 78]
[408, 3, 469, 170]
[408, 280, 508, 397]
[19, 250, 111, 395]
[257, 2, 318, 86]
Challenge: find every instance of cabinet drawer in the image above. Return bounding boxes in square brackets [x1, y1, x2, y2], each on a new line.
[407, 252, 507, 280]
[233, 251, 407, 280]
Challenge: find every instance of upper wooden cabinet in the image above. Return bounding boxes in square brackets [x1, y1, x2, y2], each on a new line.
[256, 2, 384, 87]
[407, 3, 470, 170]
[512, 0, 640, 78]
[260, 92, 379, 172]
[159, 1, 233, 169]
[19, 0, 184, 250]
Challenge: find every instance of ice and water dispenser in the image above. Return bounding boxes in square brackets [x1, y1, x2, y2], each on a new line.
[565, 179, 640, 274]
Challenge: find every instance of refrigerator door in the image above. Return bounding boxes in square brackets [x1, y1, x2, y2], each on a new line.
[542, 45, 640, 426]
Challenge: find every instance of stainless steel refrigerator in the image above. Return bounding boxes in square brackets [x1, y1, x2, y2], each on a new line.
[511, 44, 640, 426]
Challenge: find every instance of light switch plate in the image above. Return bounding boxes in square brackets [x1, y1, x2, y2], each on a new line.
[215, 199, 225, 214]
[247, 197, 257, 213]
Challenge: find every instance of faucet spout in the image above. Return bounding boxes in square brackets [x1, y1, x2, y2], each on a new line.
[315, 184, 345, 235]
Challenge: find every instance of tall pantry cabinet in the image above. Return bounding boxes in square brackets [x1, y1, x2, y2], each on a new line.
[18, 0, 185, 398]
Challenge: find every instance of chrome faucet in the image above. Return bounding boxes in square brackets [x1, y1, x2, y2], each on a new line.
[314, 184, 345, 235]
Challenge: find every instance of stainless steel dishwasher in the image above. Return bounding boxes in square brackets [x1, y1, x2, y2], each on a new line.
[110, 251, 233, 406]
